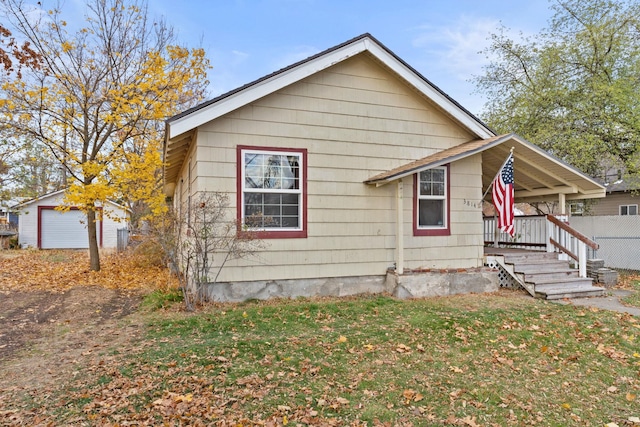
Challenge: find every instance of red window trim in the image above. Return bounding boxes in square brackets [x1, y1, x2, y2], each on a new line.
[37, 206, 104, 248]
[236, 145, 308, 239]
[413, 166, 451, 236]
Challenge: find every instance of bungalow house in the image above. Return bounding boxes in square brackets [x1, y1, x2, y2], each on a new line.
[14, 189, 129, 250]
[164, 33, 606, 302]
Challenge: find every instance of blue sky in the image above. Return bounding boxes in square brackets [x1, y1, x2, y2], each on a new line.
[145, 0, 554, 116]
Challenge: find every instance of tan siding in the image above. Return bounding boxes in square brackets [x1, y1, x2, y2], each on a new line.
[191, 54, 483, 282]
[589, 192, 639, 216]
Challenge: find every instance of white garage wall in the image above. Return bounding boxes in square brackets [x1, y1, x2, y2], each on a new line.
[16, 190, 128, 249]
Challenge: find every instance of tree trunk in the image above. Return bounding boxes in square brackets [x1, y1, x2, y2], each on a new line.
[87, 209, 101, 271]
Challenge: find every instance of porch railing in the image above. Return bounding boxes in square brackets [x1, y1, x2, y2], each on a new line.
[484, 215, 599, 278]
[546, 215, 599, 278]
[483, 215, 547, 249]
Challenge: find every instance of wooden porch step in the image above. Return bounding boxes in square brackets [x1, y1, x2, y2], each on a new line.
[502, 252, 558, 263]
[535, 285, 605, 300]
[528, 277, 592, 287]
[522, 269, 580, 282]
[514, 261, 574, 274]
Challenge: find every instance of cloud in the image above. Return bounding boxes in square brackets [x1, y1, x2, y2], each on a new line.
[231, 50, 249, 66]
[411, 15, 500, 82]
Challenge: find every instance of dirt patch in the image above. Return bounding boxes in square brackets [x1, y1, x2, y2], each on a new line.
[0, 286, 145, 392]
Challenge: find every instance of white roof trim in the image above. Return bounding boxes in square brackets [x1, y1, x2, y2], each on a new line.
[13, 188, 130, 212]
[168, 35, 494, 141]
[364, 41, 494, 139]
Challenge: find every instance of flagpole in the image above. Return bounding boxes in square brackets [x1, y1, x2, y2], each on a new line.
[481, 147, 515, 202]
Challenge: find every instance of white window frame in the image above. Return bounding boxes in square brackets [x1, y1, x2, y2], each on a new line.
[416, 166, 448, 230]
[619, 204, 638, 216]
[570, 202, 584, 216]
[240, 148, 304, 232]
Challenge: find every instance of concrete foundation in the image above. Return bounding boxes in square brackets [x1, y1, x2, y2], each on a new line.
[202, 275, 392, 303]
[389, 267, 499, 299]
[201, 268, 499, 303]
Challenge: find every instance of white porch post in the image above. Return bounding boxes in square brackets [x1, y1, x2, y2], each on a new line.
[546, 216, 554, 253]
[579, 243, 587, 277]
[396, 179, 404, 275]
[559, 193, 566, 215]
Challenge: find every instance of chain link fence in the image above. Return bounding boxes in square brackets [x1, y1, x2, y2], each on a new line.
[569, 215, 640, 272]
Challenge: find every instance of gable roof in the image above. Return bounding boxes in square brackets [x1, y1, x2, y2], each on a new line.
[164, 33, 495, 185]
[366, 133, 606, 202]
[12, 188, 130, 212]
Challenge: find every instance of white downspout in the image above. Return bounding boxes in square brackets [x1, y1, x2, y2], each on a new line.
[396, 179, 404, 275]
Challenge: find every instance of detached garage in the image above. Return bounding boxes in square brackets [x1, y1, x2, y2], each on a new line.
[15, 189, 129, 250]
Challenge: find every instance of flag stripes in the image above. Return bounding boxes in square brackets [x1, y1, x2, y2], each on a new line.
[492, 153, 514, 236]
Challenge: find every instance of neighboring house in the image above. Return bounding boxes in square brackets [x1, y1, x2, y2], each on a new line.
[13, 189, 129, 249]
[0, 204, 18, 226]
[587, 178, 639, 216]
[163, 33, 606, 302]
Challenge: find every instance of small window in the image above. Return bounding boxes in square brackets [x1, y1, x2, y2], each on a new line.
[570, 202, 584, 216]
[620, 204, 638, 215]
[238, 146, 307, 238]
[414, 166, 450, 236]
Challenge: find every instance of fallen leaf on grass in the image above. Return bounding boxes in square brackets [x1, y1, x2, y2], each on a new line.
[461, 416, 480, 427]
[395, 343, 411, 353]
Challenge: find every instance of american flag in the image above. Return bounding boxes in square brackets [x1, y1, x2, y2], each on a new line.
[492, 153, 514, 236]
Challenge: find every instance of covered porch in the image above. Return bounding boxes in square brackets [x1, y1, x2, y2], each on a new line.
[483, 215, 604, 299]
[366, 133, 607, 299]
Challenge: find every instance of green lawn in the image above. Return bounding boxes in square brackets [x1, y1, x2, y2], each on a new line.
[6, 290, 640, 426]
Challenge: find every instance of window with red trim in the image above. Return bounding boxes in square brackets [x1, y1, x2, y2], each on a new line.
[414, 166, 450, 236]
[238, 146, 307, 238]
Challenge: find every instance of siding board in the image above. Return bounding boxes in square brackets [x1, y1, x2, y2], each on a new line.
[187, 54, 484, 281]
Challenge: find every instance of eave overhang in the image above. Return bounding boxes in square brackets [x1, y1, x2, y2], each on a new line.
[365, 133, 606, 202]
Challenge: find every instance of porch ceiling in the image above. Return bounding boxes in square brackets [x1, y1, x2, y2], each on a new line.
[480, 136, 605, 203]
[365, 133, 605, 203]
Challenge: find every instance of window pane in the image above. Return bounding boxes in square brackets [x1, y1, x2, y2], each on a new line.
[431, 168, 445, 183]
[419, 199, 444, 227]
[245, 153, 299, 190]
[621, 206, 628, 215]
[244, 192, 300, 228]
[630, 205, 638, 215]
[419, 168, 445, 196]
[432, 182, 445, 196]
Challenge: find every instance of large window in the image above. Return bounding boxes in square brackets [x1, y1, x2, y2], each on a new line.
[414, 166, 450, 236]
[620, 204, 638, 216]
[238, 146, 307, 238]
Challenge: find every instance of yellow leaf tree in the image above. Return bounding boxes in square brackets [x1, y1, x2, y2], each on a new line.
[0, 0, 210, 270]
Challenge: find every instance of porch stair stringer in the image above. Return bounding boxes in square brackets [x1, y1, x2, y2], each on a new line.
[486, 254, 536, 297]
